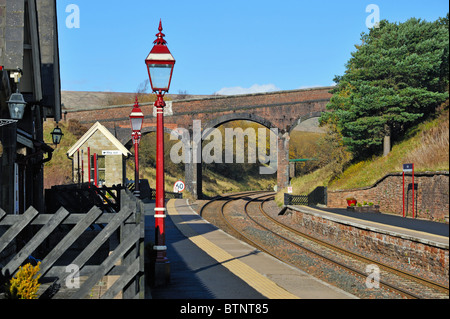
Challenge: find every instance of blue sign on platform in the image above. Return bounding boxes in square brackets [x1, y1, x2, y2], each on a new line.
[403, 163, 413, 172]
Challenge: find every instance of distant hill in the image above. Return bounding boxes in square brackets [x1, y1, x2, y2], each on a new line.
[61, 91, 215, 112]
[293, 117, 326, 133]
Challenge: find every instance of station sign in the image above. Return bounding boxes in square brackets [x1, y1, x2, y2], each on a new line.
[102, 150, 122, 155]
[403, 163, 413, 172]
[402, 163, 415, 218]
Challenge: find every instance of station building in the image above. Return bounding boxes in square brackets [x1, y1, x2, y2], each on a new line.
[67, 121, 131, 187]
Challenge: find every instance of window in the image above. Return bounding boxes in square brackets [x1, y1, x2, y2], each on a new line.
[91, 155, 106, 186]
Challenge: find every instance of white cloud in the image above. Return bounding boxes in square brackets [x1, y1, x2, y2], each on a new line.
[297, 83, 337, 90]
[297, 85, 322, 90]
[215, 84, 280, 95]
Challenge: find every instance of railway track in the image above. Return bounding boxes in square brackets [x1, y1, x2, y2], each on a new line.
[199, 192, 449, 299]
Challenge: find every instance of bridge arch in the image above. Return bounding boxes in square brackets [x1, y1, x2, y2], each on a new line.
[288, 111, 323, 134]
[123, 126, 184, 148]
[190, 112, 289, 199]
[123, 126, 190, 196]
[202, 113, 279, 134]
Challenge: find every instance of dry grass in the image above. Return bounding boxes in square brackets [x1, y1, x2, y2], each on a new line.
[43, 120, 80, 188]
[329, 109, 449, 191]
[404, 111, 449, 170]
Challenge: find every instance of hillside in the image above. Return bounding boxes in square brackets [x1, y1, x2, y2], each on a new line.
[275, 108, 449, 204]
[329, 109, 449, 190]
[43, 120, 83, 188]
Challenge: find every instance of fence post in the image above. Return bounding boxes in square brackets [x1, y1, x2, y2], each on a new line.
[284, 193, 291, 206]
[120, 190, 134, 298]
[138, 199, 145, 299]
[120, 189, 144, 299]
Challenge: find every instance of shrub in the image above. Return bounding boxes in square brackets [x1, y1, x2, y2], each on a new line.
[67, 119, 88, 138]
[9, 262, 41, 299]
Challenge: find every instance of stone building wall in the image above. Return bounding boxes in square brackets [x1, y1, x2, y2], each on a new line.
[0, 0, 25, 70]
[72, 130, 126, 186]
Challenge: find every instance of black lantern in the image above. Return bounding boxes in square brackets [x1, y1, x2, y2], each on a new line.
[51, 125, 64, 145]
[7, 91, 27, 120]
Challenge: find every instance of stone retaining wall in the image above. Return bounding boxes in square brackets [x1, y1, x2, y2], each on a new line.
[287, 206, 449, 286]
[327, 172, 449, 222]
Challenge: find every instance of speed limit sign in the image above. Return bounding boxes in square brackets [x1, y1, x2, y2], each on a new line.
[174, 180, 185, 193]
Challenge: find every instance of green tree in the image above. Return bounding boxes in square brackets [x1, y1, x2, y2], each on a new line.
[321, 15, 449, 159]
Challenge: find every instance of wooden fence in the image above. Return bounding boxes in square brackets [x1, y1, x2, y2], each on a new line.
[46, 183, 123, 214]
[0, 189, 144, 299]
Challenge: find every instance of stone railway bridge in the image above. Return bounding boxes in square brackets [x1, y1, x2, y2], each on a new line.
[64, 86, 333, 198]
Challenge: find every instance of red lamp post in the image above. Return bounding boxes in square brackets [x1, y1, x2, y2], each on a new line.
[145, 20, 175, 283]
[129, 96, 144, 198]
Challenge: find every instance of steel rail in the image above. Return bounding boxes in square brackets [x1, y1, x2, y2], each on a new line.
[214, 193, 419, 298]
[242, 194, 428, 299]
[200, 192, 448, 298]
[199, 190, 268, 218]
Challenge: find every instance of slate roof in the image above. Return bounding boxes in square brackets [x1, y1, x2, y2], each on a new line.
[67, 121, 131, 158]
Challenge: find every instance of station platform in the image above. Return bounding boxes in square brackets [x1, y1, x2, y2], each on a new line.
[145, 199, 357, 299]
[287, 205, 449, 249]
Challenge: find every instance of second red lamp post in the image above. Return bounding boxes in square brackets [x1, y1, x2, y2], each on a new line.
[129, 97, 144, 198]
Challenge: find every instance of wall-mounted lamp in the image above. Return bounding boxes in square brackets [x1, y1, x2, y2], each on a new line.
[7, 90, 27, 120]
[7, 69, 26, 120]
[51, 125, 64, 146]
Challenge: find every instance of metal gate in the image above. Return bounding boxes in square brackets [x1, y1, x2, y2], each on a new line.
[284, 186, 327, 206]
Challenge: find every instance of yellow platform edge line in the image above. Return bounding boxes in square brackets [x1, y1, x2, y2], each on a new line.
[167, 199, 299, 299]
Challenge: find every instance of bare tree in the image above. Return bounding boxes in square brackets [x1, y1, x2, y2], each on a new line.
[136, 79, 150, 95]
[176, 90, 190, 100]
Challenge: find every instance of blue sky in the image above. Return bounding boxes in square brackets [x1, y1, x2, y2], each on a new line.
[56, 0, 449, 95]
